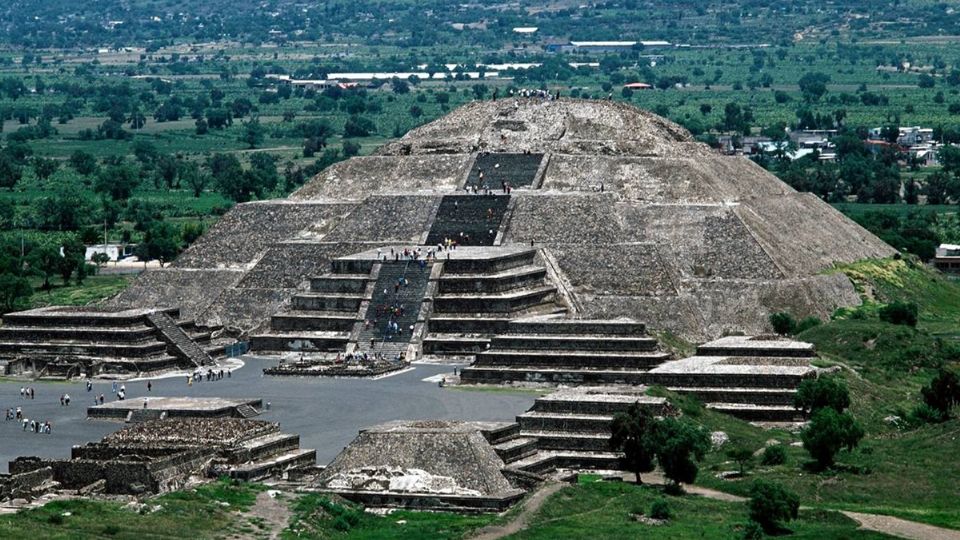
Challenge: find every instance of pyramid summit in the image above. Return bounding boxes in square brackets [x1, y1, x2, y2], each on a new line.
[109, 98, 894, 340]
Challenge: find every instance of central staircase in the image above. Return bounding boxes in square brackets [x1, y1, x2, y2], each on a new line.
[146, 311, 213, 367]
[425, 194, 511, 247]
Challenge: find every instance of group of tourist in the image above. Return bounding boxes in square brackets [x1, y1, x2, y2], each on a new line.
[58, 394, 71, 406]
[187, 368, 230, 386]
[18, 387, 35, 400]
[508, 88, 560, 101]
[6, 403, 51, 435]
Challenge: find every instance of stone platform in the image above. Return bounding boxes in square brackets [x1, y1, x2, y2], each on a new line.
[314, 420, 526, 511]
[0, 306, 225, 380]
[8, 418, 315, 496]
[87, 397, 263, 422]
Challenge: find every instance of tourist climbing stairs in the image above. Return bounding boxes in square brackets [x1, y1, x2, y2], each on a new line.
[145, 311, 213, 367]
[356, 259, 432, 356]
[425, 194, 511, 247]
[465, 153, 545, 190]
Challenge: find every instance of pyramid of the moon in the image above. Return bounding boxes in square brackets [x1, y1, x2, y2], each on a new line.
[108, 99, 895, 341]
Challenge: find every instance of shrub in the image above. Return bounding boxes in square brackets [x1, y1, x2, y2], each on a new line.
[801, 408, 864, 469]
[725, 445, 754, 475]
[795, 316, 822, 333]
[769, 312, 796, 335]
[760, 445, 787, 466]
[331, 515, 352, 531]
[920, 368, 960, 419]
[878, 301, 918, 327]
[610, 403, 657, 484]
[742, 520, 765, 540]
[793, 376, 850, 414]
[910, 402, 948, 424]
[748, 479, 799, 533]
[649, 499, 671, 520]
[652, 417, 711, 486]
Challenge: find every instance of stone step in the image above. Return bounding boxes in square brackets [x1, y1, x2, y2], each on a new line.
[505, 450, 622, 474]
[235, 404, 260, 418]
[309, 275, 370, 293]
[270, 313, 356, 332]
[505, 451, 556, 475]
[433, 286, 557, 314]
[492, 436, 538, 464]
[532, 395, 667, 416]
[507, 319, 647, 336]
[474, 350, 669, 369]
[520, 431, 612, 452]
[249, 332, 350, 353]
[480, 422, 521, 445]
[489, 335, 659, 352]
[0, 326, 159, 343]
[291, 293, 364, 312]
[229, 448, 317, 481]
[460, 366, 650, 385]
[645, 371, 810, 389]
[668, 386, 797, 406]
[426, 307, 566, 335]
[235, 432, 300, 462]
[422, 336, 491, 355]
[425, 194, 511, 247]
[146, 312, 212, 367]
[706, 403, 807, 422]
[438, 265, 547, 294]
[516, 412, 613, 433]
[0, 341, 168, 358]
[441, 249, 538, 275]
[467, 153, 544, 189]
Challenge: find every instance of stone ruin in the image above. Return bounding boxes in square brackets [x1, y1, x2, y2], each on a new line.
[105, 99, 894, 345]
[4, 417, 315, 501]
[0, 306, 228, 379]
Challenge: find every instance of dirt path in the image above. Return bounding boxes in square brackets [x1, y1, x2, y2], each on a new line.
[841, 511, 960, 540]
[233, 489, 292, 540]
[469, 482, 565, 540]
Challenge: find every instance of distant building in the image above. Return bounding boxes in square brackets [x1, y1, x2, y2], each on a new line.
[934, 244, 960, 273]
[623, 82, 653, 90]
[547, 40, 671, 53]
[76, 244, 136, 262]
[512, 27, 538, 34]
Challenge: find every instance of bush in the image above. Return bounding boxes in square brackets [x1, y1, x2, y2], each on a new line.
[331, 515, 352, 531]
[649, 499, 671, 520]
[920, 368, 960, 419]
[801, 408, 864, 469]
[760, 445, 787, 466]
[878, 301, 918, 327]
[910, 402, 948, 424]
[748, 479, 799, 533]
[793, 376, 850, 414]
[769, 312, 796, 335]
[742, 520, 765, 540]
[795, 316, 821, 333]
[725, 445, 754, 475]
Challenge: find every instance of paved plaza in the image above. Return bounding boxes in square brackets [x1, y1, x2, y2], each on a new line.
[0, 361, 535, 472]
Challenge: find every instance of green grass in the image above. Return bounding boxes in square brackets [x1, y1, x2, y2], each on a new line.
[509, 481, 891, 539]
[0, 479, 262, 540]
[282, 494, 495, 539]
[26, 274, 132, 309]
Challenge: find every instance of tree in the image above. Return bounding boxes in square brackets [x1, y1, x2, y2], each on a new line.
[240, 118, 265, 149]
[343, 116, 375, 137]
[920, 368, 960, 419]
[800, 408, 864, 469]
[342, 140, 361, 157]
[748, 480, 799, 533]
[0, 153, 23, 189]
[59, 236, 85, 285]
[760, 445, 787, 466]
[69, 150, 99, 175]
[878, 301, 918, 327]
[180, 161, 208, 198]
[793, 376, 850, 414]
[140, 221, 181, 266]
[94, 163, 140, 201]
[769, 312, 796, 335]
[652, 417, 711, 487]
[798, 72, 830, 102]
[0, 273, 31, 312]
[610, 402, 657, 484]
[27, 243, 61, 290]
[32, 157, 59, 181]
[726, 445, 754, 476]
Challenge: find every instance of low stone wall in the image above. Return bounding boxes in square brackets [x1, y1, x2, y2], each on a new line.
[433, 288, 556, 314]
[0, 466, 53, 500]
[442, 251, 535, 274]
[438, 268, 546, 294]
[251, 334, 349, 353]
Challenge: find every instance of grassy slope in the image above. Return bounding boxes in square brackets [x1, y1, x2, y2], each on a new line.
[25, 274, 132, 310]
[509, 481, 891, 540]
